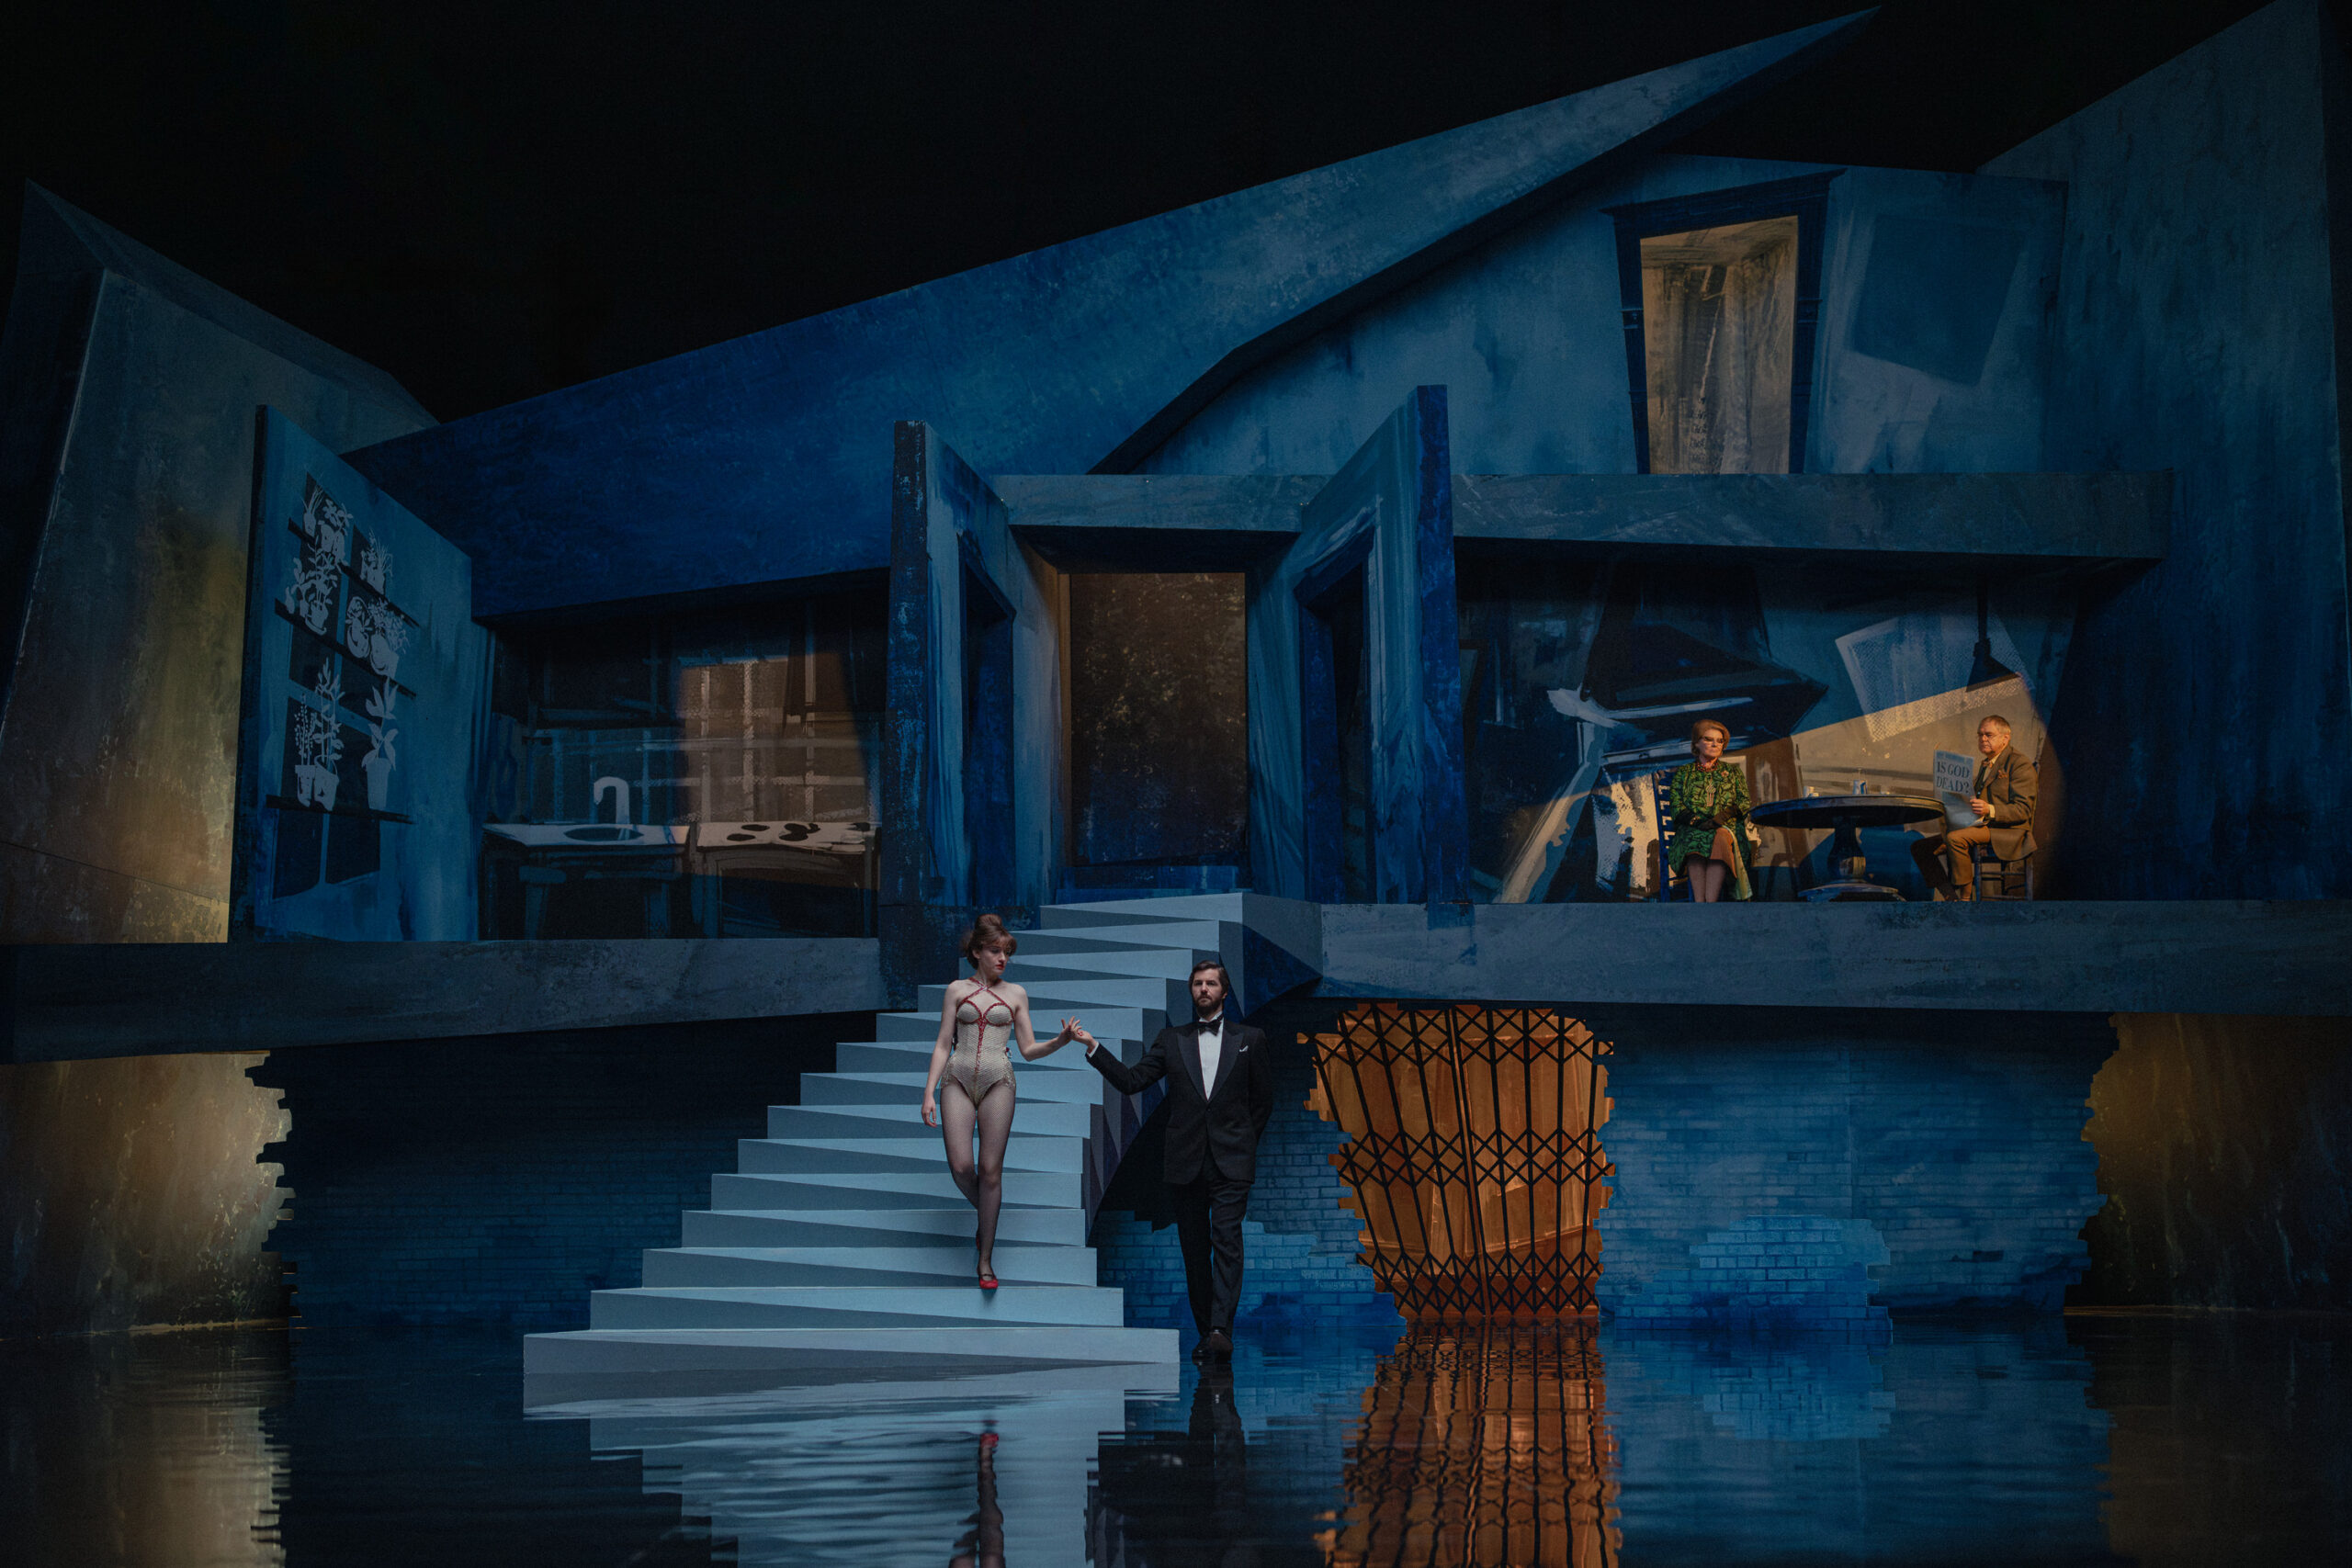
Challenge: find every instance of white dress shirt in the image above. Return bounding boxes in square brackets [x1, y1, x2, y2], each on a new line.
[1195, 1014, 1225, 1094]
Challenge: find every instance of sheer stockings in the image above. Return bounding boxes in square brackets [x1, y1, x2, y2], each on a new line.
[1688, 827, 1741, 901]
[940, 1077, 1016, 1275]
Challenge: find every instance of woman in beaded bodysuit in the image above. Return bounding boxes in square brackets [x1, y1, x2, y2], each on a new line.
[922, 913, 1084, 1288]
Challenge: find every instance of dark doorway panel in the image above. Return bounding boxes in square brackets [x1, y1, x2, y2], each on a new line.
[1066, 572, 1249, 872]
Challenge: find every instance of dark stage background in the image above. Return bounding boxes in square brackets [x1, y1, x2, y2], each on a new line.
[1, 1, 2335, 424]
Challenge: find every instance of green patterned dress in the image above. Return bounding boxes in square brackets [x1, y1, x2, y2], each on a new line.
[1665, 761, 1756, 900]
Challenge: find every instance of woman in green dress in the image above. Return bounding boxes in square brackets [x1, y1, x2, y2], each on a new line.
[1666, 718, 1755, 902]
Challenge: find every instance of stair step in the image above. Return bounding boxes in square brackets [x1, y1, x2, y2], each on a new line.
[921, 977, 1182, 1013]
[524, 1325, 1180, 1374]
[831, 1039, 1137, 1078]
[1012, 929, 1209, 956]
[1039, 906, 1229, 932]
[803, 1068, 1103, 1105]
[804, 1069, 1106, 1105]
[737, 1135, 1083, 1176]
[712, 1168, 1079, 1210]
[643, 1246, 1098, 1288]
[874, 1011, 945, 1042]
[880, 1005, 1168, 1044]
[681, 1207, 1089, 1248]
[590, 1284, 1128, 1330]
[1004, 948, 1208, 983]
[767, 1100, 1094, 1140]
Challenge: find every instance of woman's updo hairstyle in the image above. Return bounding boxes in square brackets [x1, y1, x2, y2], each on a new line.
[1690, 717, 1731, 746]
[959, 911, 1018, 962]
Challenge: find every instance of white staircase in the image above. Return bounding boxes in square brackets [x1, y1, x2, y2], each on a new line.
[525, 900, 1258, 1375]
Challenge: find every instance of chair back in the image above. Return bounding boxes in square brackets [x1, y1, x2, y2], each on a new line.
[1650, 769, 1688, 901]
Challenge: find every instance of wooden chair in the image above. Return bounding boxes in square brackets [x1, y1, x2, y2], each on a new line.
[1967, 844, 2034, 901]
[1651, 771, 1692, 901]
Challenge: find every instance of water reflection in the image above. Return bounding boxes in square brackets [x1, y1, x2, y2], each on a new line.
[0, 1327, 288, 1568]
[7, 1316, 2349, 1566]
[952, 1431, 1003, 1568]
[1329, 1327, 1613, 1568]
[533, 1360, 1175, 1566]
[1604, 1322, 2117, 1565]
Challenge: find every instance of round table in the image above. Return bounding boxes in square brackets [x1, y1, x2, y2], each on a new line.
[1747, 794, 1946, 900]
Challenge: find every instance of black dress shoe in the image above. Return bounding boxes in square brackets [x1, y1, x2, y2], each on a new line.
[1200, 1328, 1234, 1361]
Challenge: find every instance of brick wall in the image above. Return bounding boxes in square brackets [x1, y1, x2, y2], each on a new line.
[249, 1013, 857, 1326]
[1094, 1005, 2111, 1329]
[1590, 1007, 2112, 1318]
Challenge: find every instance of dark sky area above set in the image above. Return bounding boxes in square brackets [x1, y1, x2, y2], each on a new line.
[0, 1, 2319, 423]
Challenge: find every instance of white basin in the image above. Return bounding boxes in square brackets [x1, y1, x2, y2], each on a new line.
[483, 823, 688, 849]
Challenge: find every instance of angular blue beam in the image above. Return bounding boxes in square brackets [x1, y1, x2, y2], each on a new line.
[1001, 471, 2170, 566]
[345, 14, 1872, 618]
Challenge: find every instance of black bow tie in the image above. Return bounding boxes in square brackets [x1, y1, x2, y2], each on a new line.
[1195, 1016, 1224, 1030]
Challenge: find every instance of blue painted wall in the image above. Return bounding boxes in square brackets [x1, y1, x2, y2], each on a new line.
[0, 191, 433, 942]
[1141, 154, 2062, 479]
[882, 422, 1067, 919]
[235, 410, 487, 941]
[1247, 389, 1465, 902]
[1984, 0, 2352, 897]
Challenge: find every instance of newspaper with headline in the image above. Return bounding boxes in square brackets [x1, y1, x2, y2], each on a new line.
[1933, 750, 1979, 829]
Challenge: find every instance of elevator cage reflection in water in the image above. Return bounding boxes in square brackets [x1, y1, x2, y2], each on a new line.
[1308, 1005, 1612, 1319]
[1325, 1326, 1618, 1568]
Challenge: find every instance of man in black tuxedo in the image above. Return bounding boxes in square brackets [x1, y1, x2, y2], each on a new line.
[1078, 958, 1272, 1362]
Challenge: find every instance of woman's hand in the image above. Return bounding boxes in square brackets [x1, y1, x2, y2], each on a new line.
[1072, 1025, 1098, 1054]
[921, 1092, 939, 1127]
[1056, 1015, 1083, 1043]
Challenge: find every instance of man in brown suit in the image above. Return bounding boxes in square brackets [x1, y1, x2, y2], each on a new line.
[1912, 715, 2038, 898]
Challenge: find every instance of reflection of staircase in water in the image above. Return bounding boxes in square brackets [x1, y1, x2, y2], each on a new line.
[532, 1363, 1173, 1567]
[526, 898, 1302, 1375]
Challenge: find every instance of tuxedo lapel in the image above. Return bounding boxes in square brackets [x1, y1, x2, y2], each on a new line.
[1177, 1027, 1207, 1098]
[1205, 1026, 1242, 1102]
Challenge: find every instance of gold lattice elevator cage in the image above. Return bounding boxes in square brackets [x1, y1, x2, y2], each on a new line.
[1306, 1004, 1613, 1319]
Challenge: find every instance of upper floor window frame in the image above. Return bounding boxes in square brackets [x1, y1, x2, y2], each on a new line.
[1601, 171, 1843, 476]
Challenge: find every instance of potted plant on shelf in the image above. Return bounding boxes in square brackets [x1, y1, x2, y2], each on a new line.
[343, 594, 412, 682]
[292, 667, 344, 811]
[362, 685, 397, 812]
[287, 540, 337, 635]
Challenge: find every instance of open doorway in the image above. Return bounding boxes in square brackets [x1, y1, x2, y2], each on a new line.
[1063, 572, 1249, 898]
[963, 561, 1015, 908]
[1299, 563, 1375, 901]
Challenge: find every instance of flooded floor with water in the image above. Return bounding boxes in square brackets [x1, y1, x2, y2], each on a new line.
[4, 1314, 2345, 1566]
